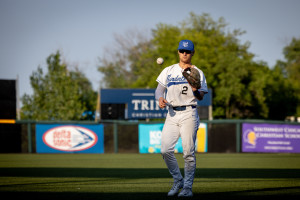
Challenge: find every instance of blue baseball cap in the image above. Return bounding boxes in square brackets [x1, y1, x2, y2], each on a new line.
[177, 40, 194, 51]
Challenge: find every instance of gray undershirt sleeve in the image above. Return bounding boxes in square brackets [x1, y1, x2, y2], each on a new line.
[155, 83, 166, 101]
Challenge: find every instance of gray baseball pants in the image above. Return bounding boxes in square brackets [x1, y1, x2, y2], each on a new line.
[161, 106, 199, 189]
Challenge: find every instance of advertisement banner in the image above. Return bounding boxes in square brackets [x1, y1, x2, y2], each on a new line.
[196, 123, 207, 153]
[36, 124, 104, 153]
[242, 123, 300, 153]
[139, 123, 207, 154]
[139, 124, 182, 153]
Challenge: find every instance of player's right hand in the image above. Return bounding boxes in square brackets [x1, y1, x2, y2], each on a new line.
[159, 97, 168, 109]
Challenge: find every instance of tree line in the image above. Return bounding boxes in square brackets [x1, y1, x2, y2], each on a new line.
[21, 13, 300, 120]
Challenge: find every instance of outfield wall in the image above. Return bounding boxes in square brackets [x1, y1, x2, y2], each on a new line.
[0, 119, 299, 153]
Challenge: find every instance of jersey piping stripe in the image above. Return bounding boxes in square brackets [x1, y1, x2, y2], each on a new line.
[157, 79, 167, 88]
[167, 81, 188, 87]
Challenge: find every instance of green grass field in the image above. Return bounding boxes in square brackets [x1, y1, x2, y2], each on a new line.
[0, 153, 300, 199]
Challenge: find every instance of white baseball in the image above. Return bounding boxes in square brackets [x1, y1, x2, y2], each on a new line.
[156, 57, 164, 65]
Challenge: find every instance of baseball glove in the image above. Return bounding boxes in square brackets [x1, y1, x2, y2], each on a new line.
[182, 67, 201, 89]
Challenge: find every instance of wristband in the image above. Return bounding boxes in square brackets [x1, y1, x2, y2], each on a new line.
[193, 90, 200, 96]
[193, 90, 203, 100]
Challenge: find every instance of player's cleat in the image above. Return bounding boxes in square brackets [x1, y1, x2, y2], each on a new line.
[178, 187, 193, 197]
[167, 179, 184, 196]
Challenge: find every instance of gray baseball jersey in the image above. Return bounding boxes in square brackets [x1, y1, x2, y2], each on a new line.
[156, 64, 208, 107]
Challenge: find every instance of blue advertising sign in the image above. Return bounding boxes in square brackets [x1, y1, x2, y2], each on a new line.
[138, 124, 183, 153]
[101, 89, 167, 119]
[36, 124, 104, 153]
[100, 89, 212, 119]
[128, 90, 167, 119]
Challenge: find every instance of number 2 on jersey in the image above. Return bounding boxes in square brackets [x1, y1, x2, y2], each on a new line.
[182, 86, 188, 95]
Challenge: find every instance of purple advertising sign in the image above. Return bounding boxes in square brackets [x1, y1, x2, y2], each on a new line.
[242, 123, 300, 153]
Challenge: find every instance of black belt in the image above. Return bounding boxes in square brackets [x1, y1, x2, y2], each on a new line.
[172, 105, 196, 111]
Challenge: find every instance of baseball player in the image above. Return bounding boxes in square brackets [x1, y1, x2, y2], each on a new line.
[155, 40, 208, 197]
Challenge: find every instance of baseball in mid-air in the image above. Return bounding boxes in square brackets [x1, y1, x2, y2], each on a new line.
[156, 57, 164, 65]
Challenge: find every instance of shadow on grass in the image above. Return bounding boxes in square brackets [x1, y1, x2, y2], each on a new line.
[1, 189, 300, 200]
[1, 168, 300, 199]
[1, 167, 300, 178]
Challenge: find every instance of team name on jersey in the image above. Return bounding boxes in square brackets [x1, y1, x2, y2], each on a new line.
[166, 74, 188, 87]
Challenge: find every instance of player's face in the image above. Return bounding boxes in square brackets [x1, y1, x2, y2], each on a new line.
[178, 50, 194, 63]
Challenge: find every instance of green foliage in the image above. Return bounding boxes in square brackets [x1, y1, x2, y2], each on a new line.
[98, 13, 299, 119]
[254, 37, 300, 120]
[20, 14, 299, 120]
[98, 13, 266, 118]
[21, 51, 96, 120]
[264, 64, 297, 120]
[282, 37, 300, 116]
